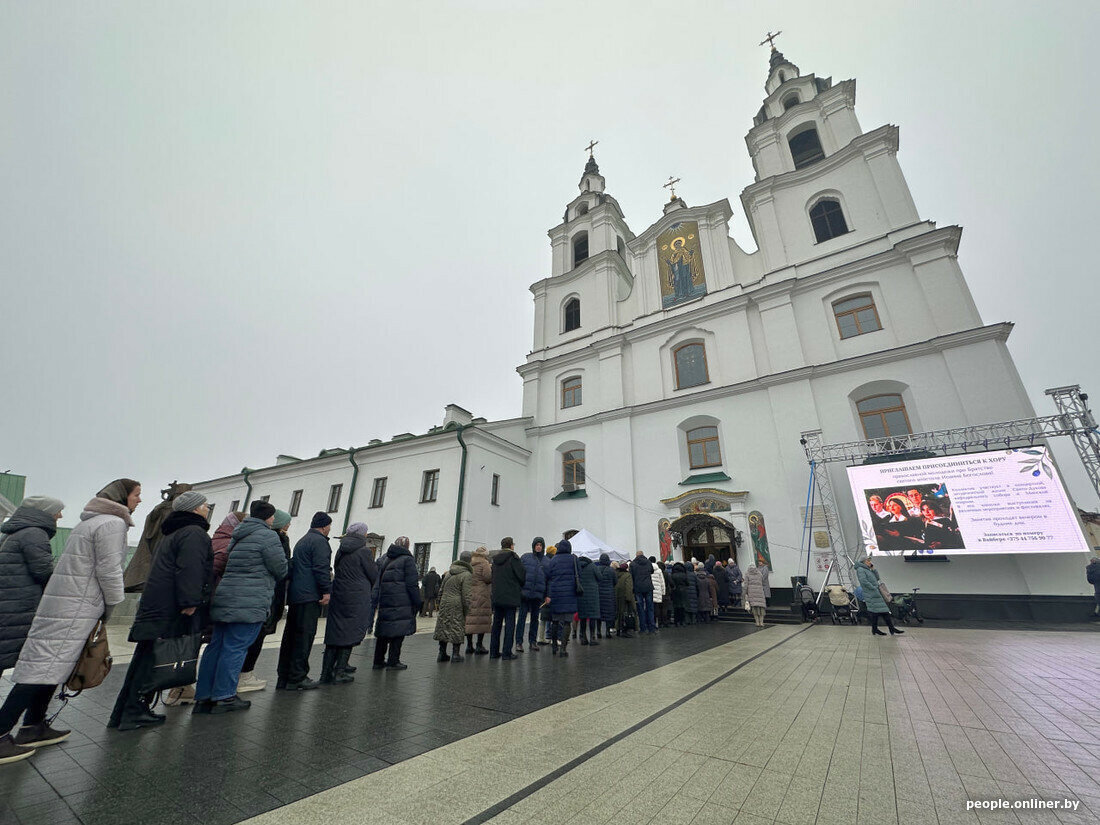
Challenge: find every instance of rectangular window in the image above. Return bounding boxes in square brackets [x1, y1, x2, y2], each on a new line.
[413, 543, 431, 576]
[229, 499, 240, 512]
[370, 477, 387, 509]
[833, 294, 882, 339]
[259, 495, 270, 503]
[563, 450, 585, 486]
[289, 489, 303, 517]
[857, 395, 912, 440]
[686, 426, 722, 469]
[327, 483, 343, 513]
[674, 343, 710, 389]
[491, 474, 500, 506]
[206, 504, 215, 523]
[420, 470, 439, 503]
[562, 376, 582, 409]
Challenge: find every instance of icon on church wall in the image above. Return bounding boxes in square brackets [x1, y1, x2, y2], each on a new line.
[679, 498, 729, 516]
[748, 510, 772, 568]
[658, 518, 673, 562]
[657, 221, 707, 308]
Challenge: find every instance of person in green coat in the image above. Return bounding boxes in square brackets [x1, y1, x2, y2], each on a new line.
[434, 554, 473, 662]
[854, 558, 904, 637]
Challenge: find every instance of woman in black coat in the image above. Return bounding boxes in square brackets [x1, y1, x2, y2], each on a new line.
[321, 524, 378, 684]
[0, 497, 61, 680]
[370, 537, 422, 670]
[669, 562, 690, 626]
[596, 553, 616, 638]
[714, 561, 730, 610]
[110, 492, 213, 730]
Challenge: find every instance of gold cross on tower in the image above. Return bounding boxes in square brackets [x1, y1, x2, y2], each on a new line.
[759, 30, 782, 51]
[585, 139, 599, 158]
[664, 175, 681, 201]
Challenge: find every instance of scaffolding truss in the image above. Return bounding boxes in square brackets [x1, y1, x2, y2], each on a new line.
[800, 384, 1100, 579]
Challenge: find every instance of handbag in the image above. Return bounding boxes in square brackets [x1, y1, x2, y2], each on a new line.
[64, 618, 112, 695]
[142, 633, 202, 693]
[573, 556, 584, 596]
[877, 581, 893, 604]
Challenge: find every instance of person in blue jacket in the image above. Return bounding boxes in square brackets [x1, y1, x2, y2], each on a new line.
[542, 538, 579, 656]
[516, 537, 547, 652]
[276, 511, 333, 690]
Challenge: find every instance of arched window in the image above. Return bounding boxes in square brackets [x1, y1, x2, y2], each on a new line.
[562, 448, 586, 486]
[857, 395, 912, 439]
[782, 94, 800, 111]
[561, 376, 582, 409]
[832, 294, 881, 339]
[810, 199, 849, 243]
[778, 71, 786, 83]
[572, 231, 589, 267]
[789, 126, 825, 169]
[686, 426, 722, 469]
[674, 343, 709, 389]
[616, 236, 626, 258]
[575, 202, 589, 216]
[563, 297, 581, 332]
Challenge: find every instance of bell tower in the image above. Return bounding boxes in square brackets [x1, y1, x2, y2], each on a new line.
[741, 35, 921, 271]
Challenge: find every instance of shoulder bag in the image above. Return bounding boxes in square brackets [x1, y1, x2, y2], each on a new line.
[64, 618, 112, 695]
[877, 581, 893, 604]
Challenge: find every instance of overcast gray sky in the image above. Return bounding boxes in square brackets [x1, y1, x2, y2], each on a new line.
[3, 0, 1098, 525]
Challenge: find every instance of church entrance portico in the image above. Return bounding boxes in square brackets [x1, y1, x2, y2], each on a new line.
[660, 487, 750, 566]
[672, 512, 741, 565]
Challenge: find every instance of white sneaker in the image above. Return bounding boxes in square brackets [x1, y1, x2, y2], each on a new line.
[163, 684, 196, 706]
[237, 672, 267, 693]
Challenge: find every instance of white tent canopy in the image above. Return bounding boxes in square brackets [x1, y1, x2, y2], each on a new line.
[566, 529, 631, 562]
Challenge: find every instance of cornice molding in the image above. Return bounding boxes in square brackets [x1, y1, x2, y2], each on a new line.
[523, 324, 1014, 437]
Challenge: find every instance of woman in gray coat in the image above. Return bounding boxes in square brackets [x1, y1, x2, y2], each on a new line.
[743, 564, 768, 627]
[855, 559, 903, 637]
[0, 480, 140, 765]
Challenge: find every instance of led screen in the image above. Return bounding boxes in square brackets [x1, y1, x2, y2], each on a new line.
[846, 447, 1089, 556]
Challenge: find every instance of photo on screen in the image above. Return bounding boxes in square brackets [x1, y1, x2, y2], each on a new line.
[861, 483, 964, 554]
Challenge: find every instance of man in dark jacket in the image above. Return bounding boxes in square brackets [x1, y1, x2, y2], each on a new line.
[110, 491, 213, 730]
[420, 567, 442, 617]
[629, 551, 656, 634]
[370, 537, 422, 670]
[516, 536, 546, 652]
[1088, 556, 1100, 618]
[194, 500, 287, 714]
[276, 511, 333, 690]
[0, 497, 61, 682]
[489, 537, 526, 659]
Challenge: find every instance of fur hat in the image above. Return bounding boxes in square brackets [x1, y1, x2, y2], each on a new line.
[250, 500, 277, 520]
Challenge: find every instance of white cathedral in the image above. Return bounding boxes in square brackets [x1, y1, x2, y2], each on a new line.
[193, 47, 1088, 615]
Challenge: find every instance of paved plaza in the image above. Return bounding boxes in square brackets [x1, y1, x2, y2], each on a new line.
[2, 623, 1099, 825]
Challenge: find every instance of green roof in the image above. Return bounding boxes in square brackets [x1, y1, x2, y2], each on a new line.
[551, 489, 589, 501]
[0, 472, 26, 507]
[679, 472, 732, 486]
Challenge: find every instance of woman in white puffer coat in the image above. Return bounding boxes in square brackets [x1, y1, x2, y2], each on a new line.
[0, 480, 140, 765]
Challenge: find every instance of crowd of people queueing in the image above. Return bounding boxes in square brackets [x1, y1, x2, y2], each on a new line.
[0, 480, 773, 766]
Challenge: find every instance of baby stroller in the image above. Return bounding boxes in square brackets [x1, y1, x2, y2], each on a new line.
[797, 584, 820, 623]
[825, 584, 859, 625]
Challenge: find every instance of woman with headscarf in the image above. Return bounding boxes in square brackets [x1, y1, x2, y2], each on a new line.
[743, 564, 768, 627]
[236, 509, 293, 693]
[321, 522, 378, 684]
[110, 491, 213, 731]
[464, 546, 492, 655]
[434, 551, 473, 661]
[0, 480, 140, 763]
[370, 536, 422, 670]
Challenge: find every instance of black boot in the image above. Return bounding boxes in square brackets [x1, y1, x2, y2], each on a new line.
[451, 643, 464, 663]
[580, 624, 589, 645]
[885, 616, 904, 635]
[333, 649, 355, 683]
[438, 642, 451, 663]
[319, 647, 338, 684]
[559, 638, 570, 657]
[474, 634, 489, 655]
[465, 634, 474, 655]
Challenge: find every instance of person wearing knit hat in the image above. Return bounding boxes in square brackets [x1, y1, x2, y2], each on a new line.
[171, 491, 208, 513]
[109, 486, 212, 731]
[237, 509, 293, 693]
[250, 500, 276, 522]
[0, 497, 64, 683]
[276, 511, 333, 690]
[345, 522, 369, 538]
